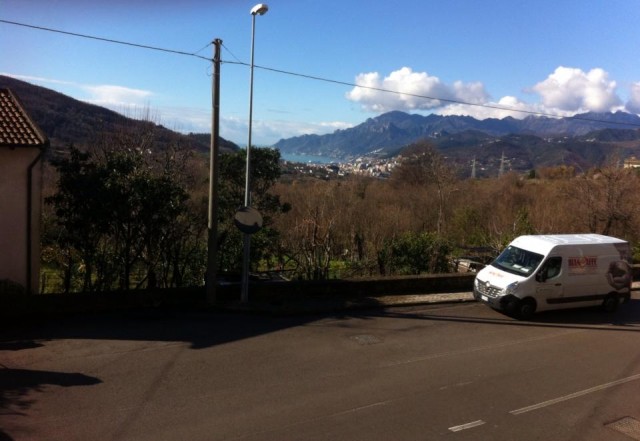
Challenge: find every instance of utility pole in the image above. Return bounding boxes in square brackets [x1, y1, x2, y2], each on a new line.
[206, 38, 222, 306]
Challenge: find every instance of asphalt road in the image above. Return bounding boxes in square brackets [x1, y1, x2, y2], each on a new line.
[2, 294, 640, 441]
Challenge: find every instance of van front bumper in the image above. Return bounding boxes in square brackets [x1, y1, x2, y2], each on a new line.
[473, 289, 519, 312]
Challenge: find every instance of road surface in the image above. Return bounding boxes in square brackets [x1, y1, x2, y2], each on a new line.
[2, 294, 640, 440]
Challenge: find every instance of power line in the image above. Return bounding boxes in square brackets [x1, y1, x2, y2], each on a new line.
[220, 42, 243, 64]
[243, 62, 640, 129]
[3, 18, 640, 129]
[223, 58, 640, 129]
[0, 19, 212, 61]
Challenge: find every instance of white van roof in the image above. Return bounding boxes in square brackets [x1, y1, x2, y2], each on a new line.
[510, 234, 627, 255]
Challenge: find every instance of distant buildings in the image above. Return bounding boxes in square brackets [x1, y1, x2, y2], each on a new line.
[281, 156, 400, 179]
[283, 151, 640, 181]
[623, 156, 640, 169]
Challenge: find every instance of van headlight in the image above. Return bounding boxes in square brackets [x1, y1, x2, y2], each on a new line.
[504, 281, 518, 296]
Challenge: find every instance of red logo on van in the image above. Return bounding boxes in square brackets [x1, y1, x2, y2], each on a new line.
[568, 256, 597, 274]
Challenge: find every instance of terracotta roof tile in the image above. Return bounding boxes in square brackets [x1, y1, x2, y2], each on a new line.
[0, 88, 48, 148]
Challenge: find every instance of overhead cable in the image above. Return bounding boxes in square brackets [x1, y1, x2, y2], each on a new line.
[0, 19, 212, 61]
[235, 61, 640, 129]
[3, 18, 640, 129]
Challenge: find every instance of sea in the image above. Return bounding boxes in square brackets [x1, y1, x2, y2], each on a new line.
[280, 153, 341, 164]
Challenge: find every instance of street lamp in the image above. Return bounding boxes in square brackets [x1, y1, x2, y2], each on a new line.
[241, 3, 268, 303]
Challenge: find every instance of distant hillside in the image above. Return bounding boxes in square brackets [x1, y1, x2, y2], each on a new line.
[394, 127, 640, 178]
[274, 110, 640, 163]
[0, 75, 238, 155]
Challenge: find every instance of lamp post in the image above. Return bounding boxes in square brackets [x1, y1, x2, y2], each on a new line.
[241, 3, 268, 304]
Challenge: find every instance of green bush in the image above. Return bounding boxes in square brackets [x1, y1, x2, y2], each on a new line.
[378, 232, 451, 275]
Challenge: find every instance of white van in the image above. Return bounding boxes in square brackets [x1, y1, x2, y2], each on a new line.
[473, 234, 632, 318]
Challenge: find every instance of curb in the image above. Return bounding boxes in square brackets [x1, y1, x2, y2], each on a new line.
[223, 283, 640, 315]
[220, 291, 476, 315]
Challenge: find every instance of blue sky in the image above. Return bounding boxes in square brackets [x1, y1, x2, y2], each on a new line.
[2, 0, 640, 146]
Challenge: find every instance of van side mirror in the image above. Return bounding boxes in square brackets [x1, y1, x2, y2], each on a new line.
[536, 272, 546, 283]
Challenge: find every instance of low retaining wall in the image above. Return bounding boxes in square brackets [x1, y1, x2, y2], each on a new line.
[233, 273, 475, 304]
[2, 266, 639, 320]
[0, 273, 475, 320]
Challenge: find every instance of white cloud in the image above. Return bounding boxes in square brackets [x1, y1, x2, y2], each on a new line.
[148, 105, 211, 133]
[531, 66, 621, 113]
[1, 73, 76, 86]
[438, 96, 529, 119]
[3, 74, 154, 108]
[82, 84, 153, 107]
[626, 82, 640, 114]
[436, 96, 581, 120]
[451, 80, 490, 105]
[220, 118, 355, 147]
[344, 65, 632, 121]
[345, 67, 490, 112]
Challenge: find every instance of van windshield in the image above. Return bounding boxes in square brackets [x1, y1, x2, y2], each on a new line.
[491, 245, 544, 277]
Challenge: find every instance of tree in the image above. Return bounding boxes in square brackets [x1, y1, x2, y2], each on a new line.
[46, 144, 191, 291]
[215, 147, 287, 274]
[46, 147, 110, 292]
[570, 166, 638, 237]
[270, 180, 339, 280]
[393, 140, 457, 234]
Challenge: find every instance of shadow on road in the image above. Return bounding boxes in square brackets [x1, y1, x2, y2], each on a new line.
[2, 296, 638, 359]
[0, 340, 44, 351]
[0, 308, 327, 440]
[0, 368, 101, 441]
[363, 298, 640, 332]
[1, 308, 329, 351]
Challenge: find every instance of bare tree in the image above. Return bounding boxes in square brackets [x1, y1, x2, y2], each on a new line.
[570, 166, 638, 236]
[393, 140, 457, 234]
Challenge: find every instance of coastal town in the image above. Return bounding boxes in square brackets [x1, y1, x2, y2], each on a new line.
[281, 155, 401, 180]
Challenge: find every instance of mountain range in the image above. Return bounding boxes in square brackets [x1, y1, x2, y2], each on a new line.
[274, 110, 640, 171]
[3, 74, 640, 174]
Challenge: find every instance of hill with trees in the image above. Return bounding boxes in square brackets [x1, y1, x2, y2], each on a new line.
[0, 75, 239, 155]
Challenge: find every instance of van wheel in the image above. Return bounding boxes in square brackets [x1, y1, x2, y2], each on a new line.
[602, 294, 619, 313]
[505, 298, 519, 316]
[518, 299, 536, 320]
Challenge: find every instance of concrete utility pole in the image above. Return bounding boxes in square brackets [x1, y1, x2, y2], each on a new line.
[206, 38, 222, 306]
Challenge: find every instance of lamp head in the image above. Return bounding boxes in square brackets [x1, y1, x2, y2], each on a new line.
[251, 3, 269, 15]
